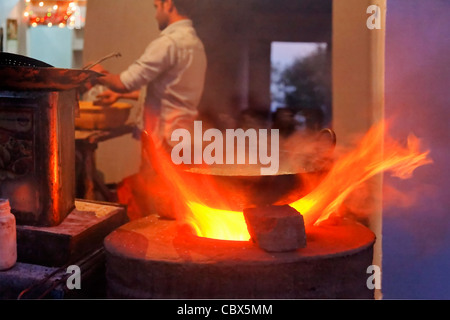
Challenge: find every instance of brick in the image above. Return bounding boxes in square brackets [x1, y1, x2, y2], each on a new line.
[243, 205, 306, 252]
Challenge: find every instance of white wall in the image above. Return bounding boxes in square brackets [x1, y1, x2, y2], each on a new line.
[1, 0, 20, 53]
[0, 0, 19, 28]
[332, 0, 385, 299]
[0, 0, 19, 21]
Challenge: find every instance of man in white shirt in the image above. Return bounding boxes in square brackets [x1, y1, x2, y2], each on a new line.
[91, 0, 207, 220]
[93, 0, 207, 151]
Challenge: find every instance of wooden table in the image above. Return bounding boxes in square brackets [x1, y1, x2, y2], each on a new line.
[75, 125, 135, 202]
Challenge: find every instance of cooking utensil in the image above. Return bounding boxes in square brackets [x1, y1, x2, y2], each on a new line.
[83, 52, 122, 70]
[141, 127, 336, 211]
[0, 53, 103, 91]
[0, 66, 103, 91]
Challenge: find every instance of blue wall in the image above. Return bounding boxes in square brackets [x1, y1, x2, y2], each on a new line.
[383, 0, 450, 299]
[0, 0, 19, 24]
[27, 26, 73, 68]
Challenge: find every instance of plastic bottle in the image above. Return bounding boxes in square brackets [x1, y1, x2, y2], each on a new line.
[0, 199, 17, 271]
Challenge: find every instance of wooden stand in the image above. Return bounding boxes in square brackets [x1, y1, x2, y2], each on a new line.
[17, 200, 128, 267]
[75, 125, 134, 202]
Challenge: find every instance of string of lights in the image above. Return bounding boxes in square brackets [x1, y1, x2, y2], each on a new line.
[22, 0, 85, 28]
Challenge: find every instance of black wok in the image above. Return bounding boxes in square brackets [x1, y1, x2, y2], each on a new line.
[177, 129, 336, 211]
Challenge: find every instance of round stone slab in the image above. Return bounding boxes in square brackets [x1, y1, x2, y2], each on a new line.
[104, 215, 376, 299]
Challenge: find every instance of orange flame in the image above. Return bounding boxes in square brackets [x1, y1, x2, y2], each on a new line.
[140, 128, 251, 241]
[142, 121, 431, 242]
[289, 122, 432, 227]
[185, 202, 251, 241]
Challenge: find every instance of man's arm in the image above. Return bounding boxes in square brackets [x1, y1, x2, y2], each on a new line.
[87, 63, 129, 93]
[97, 72, 130, 93]
[94, 89, 140, 106]
[89, 36, 173, 93]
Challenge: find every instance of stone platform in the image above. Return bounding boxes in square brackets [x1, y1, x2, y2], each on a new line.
[104, 215, 376, 299]
[17, 200, 128, 267]
[0, 200, 127, 299]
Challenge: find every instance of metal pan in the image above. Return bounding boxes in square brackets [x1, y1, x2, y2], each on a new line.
[0, 53, 102, 91]
[0, 66, 102, 91]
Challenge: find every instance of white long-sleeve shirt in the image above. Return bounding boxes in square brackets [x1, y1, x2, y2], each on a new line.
[120, 19, 207, 148]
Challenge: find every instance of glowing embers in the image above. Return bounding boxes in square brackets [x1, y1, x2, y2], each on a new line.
[185, 202, 250, 242]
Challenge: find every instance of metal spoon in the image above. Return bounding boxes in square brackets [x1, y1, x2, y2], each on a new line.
[83, 52, 122, 70]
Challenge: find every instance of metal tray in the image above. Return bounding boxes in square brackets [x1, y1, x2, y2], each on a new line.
[0, 53, 102, 91]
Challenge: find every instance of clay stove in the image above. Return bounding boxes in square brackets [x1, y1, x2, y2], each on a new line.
[104, 129, 377, 300]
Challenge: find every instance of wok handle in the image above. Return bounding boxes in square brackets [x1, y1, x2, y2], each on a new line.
[318, 128, 337, 148]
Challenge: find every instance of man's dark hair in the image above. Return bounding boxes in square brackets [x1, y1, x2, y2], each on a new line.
[172, 0, 198, 18]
